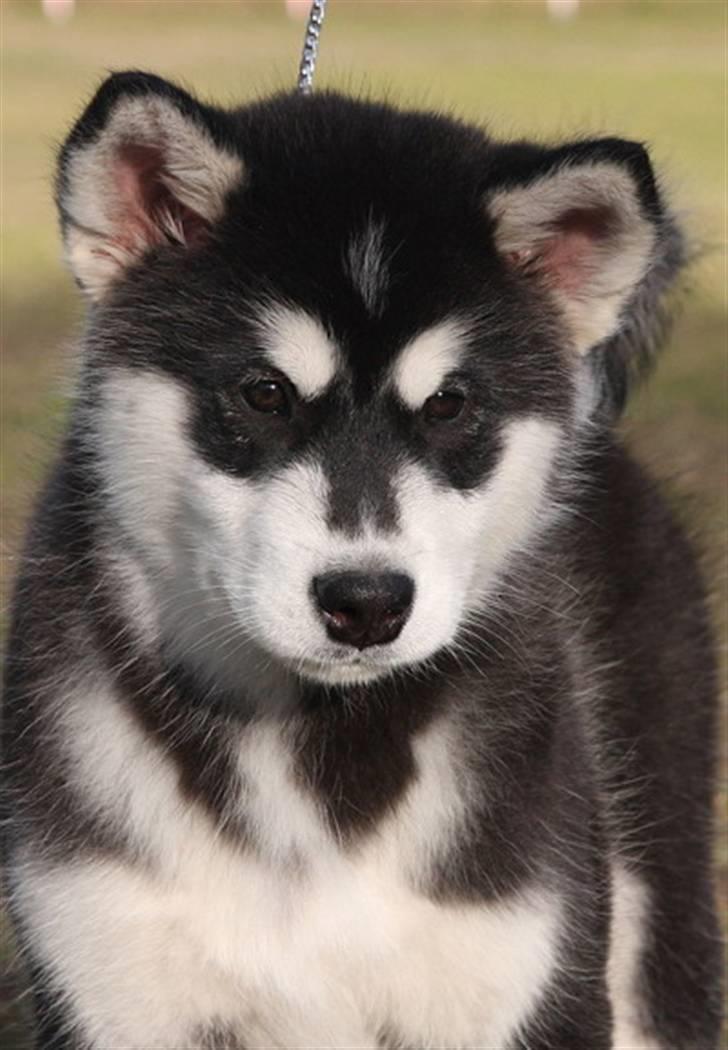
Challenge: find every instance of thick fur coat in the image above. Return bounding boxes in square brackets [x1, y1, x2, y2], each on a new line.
[2, 74, 722, 1049]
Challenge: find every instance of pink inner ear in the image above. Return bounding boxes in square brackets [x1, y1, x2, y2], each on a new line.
[109, 142, 209, 255]
[530, 205, 616, 295]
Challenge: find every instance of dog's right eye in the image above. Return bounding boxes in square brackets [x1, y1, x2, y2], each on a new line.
[242, 379, 291, 417]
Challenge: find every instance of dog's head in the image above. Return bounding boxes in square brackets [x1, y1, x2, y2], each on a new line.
[58, 73, 680, 688]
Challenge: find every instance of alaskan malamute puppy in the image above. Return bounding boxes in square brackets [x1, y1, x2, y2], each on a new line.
[2, 73, 722, 1049]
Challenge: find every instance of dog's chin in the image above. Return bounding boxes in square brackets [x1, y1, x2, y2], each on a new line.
[295, 655, 397, 688]
[292, 637, 445, 688]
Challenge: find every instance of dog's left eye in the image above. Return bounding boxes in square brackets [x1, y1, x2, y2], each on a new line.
[242, 379, 291, 417]
[423, 390, 466, 422]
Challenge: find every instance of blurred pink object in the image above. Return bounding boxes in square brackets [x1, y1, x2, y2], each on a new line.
[42, 0, 75, 22]
[286, 0, 313, 21]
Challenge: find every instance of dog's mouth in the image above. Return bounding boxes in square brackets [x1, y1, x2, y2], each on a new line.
[297, 649, 398, 686]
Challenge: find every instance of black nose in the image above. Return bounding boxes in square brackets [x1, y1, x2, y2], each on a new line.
[313, 571, 415, 650]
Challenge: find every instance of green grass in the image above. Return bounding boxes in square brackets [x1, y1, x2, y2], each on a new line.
[1, 1, 725, 1045]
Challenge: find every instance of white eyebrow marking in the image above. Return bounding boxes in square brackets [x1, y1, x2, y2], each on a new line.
[392, 320, 468, 409]
[257, 306, 340, 400]
[345, 218, 389, 318]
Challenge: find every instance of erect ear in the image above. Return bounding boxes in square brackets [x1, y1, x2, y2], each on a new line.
[56, 72, 245, 300]
[486, 140, 662, 355]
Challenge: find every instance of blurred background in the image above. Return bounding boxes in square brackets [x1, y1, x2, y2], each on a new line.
[1, 1, 725, 1045]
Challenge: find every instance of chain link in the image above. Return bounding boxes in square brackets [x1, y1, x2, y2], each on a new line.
[297, 0, 327, 95]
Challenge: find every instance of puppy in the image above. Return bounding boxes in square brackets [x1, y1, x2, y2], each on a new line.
[2, 73, 722, 1048]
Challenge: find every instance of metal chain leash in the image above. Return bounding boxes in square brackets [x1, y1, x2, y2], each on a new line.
[297, 0, 327, 95]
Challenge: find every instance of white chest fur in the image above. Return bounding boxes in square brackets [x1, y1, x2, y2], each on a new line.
[15, 686, 561, 1049]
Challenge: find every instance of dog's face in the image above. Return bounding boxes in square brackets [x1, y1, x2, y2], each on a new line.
[59, 75, 664, 687]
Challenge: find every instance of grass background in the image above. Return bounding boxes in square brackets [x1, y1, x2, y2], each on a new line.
[1, 0, 725, 1045]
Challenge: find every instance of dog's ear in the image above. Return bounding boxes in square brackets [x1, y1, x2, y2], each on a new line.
[56, 72, 245, 299]
[485, 139, 663, 355]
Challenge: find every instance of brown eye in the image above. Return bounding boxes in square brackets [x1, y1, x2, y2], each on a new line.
[242, 379, 290, 416]
[423, 390, 465, 422]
